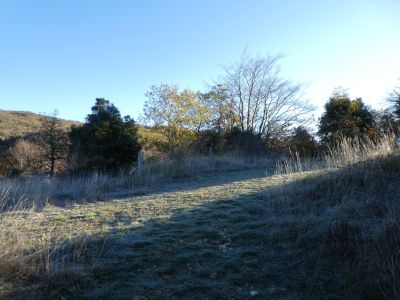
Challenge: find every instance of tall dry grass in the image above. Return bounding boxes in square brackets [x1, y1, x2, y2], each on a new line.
[0, 133, 395, 211]
[270, 133, 400, 298]
[0, 135, 398, 298]
[275, 133, 396, 174]
[0, 187, 107, 298]
[0, 189, 48, 297]
[0, 154, 274, 211]
[0, 153, 272, 297]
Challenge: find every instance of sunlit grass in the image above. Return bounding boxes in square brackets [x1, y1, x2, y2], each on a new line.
[0, 110, 79, 140]
[1, 135, 399, 298]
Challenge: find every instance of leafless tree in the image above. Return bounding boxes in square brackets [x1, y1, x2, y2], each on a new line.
[36, 110, 68, 177]
[9, 139, 42, 175]
[219, 52, 315, 140]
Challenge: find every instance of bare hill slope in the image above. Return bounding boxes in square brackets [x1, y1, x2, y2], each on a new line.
[0, 110, 80, 140]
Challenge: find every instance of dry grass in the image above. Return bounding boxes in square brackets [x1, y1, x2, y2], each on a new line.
[0, 154, 274, 210]
[269, 152, 400, 298]
[0, 135, 399, 299]
[275, 133, 395, 174]
[0, 110, 79, 140]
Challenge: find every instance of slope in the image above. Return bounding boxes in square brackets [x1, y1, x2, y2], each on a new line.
[1, 152, 400, 299]
[0, 110, 80, 140]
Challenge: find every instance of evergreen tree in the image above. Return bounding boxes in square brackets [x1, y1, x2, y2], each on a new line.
[288, 126, 318, 156]
[318, 90, 375, 144]
[70, 98, 140, 172]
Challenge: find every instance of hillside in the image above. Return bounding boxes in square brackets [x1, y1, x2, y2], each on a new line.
[0, 110, 81, 140]
[0, 109, 163, 152]
[1, 149, 399, 299]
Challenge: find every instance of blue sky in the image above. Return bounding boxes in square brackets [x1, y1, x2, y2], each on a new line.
[0, 0, 399, 122]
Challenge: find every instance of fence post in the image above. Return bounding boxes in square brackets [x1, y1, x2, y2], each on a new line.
[137, 149, 144, 175]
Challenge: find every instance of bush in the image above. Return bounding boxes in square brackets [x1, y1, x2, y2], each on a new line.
[287, 126, 318, 156]
[0, 152, 18, 177]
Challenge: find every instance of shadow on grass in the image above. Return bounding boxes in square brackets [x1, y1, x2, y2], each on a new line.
[6, 155, 400, 299]
[50, 167, 269, 209]
[0, 167, 269, 214]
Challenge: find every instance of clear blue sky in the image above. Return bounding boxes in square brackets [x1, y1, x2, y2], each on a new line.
[0, 0, 399, 122]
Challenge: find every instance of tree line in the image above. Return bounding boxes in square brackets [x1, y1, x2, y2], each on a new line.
[0, 53, 399, 177]
[0, 100, 140, 177]
[143, 53, 314, 154]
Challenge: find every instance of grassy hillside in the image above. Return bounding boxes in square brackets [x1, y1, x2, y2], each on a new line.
[0, 109, 164, 156]
[0, 110, 80, 140]
[1, 137, 399, 298]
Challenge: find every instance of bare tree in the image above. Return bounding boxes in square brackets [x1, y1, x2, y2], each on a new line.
[36, 110, 68, 177]
[9, 139, 42, 175]
[219, 52, 315, 140]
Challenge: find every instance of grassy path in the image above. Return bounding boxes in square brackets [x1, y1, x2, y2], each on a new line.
[3, 151, 400, 299]
[2, 169, 337, 299]
[4, 169, 290, 242]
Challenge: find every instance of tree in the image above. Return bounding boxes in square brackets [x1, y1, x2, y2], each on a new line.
[201, 84, 238, 133]
[9, 139, 42, 175]
[70, 98, 140, 172]
[36, 110, 69, 177]
[318, 89, 375, 143]
[388, 83, 400, 119]
[387, 82, 400, 136]
[224, 127, 265, 154]
[373, 109, 398, 137]
[217, 52, 314, 141]
[6, 110, 69, 177]
[143, 84, 209, 152]
[287, 126, 318, 156]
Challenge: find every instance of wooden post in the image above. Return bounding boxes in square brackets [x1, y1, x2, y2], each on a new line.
[137, 149, 144, 175]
